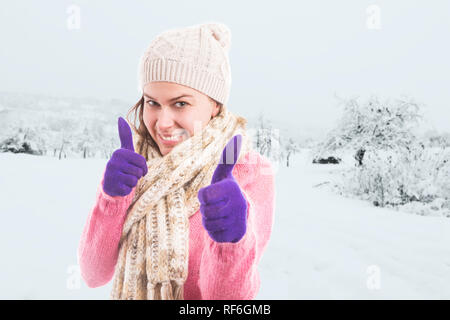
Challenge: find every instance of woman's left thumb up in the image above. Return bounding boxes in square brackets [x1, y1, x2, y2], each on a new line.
[211, 134, 242, 184]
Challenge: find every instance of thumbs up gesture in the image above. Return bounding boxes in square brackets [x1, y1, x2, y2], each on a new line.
[197, 135, 248, 243]
[102, 117, 148, 197]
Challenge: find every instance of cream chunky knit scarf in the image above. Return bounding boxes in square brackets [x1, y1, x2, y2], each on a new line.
[109, 105, 253, 300]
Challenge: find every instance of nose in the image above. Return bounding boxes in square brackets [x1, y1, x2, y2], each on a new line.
[156, 107, 176, 132]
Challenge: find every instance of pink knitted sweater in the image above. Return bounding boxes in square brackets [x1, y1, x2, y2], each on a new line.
[77, 150, 275, 300]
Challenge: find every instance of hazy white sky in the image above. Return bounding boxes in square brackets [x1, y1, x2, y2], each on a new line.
[1, 0, 449, 136]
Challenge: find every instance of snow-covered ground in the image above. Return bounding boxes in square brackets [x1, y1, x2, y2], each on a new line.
[1, 150, 449, 299]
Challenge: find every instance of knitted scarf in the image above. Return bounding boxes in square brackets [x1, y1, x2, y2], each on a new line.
[109, 105, 253, 300]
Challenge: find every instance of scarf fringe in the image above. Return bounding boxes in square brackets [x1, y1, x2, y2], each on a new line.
[161, 281, 173, 300]
[147, 280, 184, 300]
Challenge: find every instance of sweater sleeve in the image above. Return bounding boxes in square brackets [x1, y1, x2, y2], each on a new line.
[198, 155, 276, 300]
[77, 169, 136, 288]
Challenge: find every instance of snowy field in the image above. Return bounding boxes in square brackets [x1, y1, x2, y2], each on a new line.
[1, 150, 450, 299]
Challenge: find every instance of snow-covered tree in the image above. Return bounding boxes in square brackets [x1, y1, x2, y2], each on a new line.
[0, 92, 128, 159]
[282, 137, 300, 167]
[314, 95, 423, 165]
[324, 95, 450, 216]
[253, 113, 281, 163]
[339, 141, 450, 215]
[0, 126, 45, 155]
[422, 130, 450, 148]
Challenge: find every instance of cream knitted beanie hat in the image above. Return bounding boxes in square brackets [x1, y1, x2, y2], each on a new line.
[138, 22, 232, 106]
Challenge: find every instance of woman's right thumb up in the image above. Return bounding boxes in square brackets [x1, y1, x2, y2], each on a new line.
[118, 117, 135, 152]
[102, 117, 148, 197]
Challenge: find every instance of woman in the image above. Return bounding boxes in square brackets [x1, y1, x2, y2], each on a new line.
[77, 22, 276, 300]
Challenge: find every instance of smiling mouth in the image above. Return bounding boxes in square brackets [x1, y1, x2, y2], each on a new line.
[160, 133, 182, 141]
[157, 132, 184, 145]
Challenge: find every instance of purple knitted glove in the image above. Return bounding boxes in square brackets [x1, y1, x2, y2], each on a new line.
[102, 117, 148, 197]
[198, 135, 248, 243]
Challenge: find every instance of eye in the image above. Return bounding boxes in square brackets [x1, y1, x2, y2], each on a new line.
[175, 101, 189, 108]
[146, 100, 159, 107]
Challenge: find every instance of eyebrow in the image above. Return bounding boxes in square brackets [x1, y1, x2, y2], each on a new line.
[143, 94, 194, 102]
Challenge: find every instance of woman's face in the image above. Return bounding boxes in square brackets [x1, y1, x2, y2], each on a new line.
[142, 81, 220, 156]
